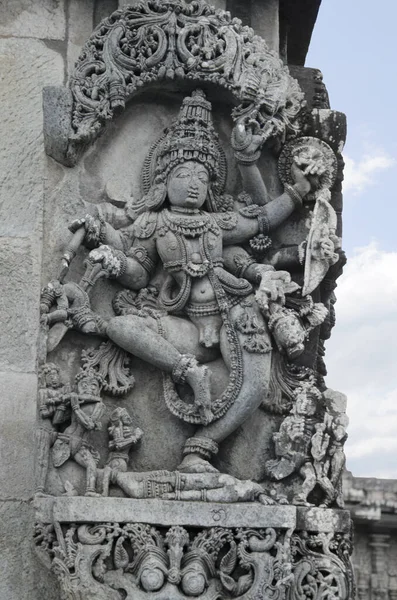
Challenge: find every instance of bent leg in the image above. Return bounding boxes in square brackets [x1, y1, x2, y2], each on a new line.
[107, 315, 212, 414]
[294, 463, 316, 505]
[196, 300, 272, 444]
[74, 447, 99, 497]
[106, 315, 181, 372]
[179, 299, 272, 472]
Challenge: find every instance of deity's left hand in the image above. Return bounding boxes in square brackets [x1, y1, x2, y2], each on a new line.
[291, 152, 327, 197]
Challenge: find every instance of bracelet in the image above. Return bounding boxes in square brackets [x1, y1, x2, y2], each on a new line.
[298, 241, 307, 266]
[172, 354, 197, 385]
[98, 217, 107, 245]
[233, 254, 257, 279]
[284, 183, 303, 209]
[231, 126, 252, 151]
[234, 149, 261, 165]
[115, 250, 127, 277]
[257, 210, 270, 235]
[128, 246, 156, 274]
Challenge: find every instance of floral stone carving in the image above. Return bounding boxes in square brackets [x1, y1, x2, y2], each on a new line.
[43, 0, 304, 165]
[36, 0, 351, 597]
[34, 501, 354, 600]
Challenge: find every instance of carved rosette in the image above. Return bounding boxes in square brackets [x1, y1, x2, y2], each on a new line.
[35, 516, 354, 600]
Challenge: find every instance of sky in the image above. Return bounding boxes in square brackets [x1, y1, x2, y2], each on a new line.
[306, 0, 397, 478]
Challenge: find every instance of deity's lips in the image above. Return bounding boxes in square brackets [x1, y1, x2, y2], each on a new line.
[185, 195, 200, 205]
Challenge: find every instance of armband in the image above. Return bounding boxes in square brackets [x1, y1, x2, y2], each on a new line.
[127, 246, 155, 273]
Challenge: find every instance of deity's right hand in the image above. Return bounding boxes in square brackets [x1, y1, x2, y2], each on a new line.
[231, 119, 267, 165]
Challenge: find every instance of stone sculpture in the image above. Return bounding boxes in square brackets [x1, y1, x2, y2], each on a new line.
[35, 363, 71, 496]
[34, 1, 353, 597]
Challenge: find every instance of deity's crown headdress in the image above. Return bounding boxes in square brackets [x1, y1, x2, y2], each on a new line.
[139, 89, 228, 213]
[156, 89, 221, 181]
[75, 367, 103, 388]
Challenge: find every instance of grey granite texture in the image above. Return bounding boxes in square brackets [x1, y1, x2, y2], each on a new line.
[35, 497, 297, 528]
[0, 38, 64, 237]
[0, 0, 65, 39]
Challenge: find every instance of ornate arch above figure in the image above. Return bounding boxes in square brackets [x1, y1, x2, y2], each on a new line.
[62, 0, 304, 164]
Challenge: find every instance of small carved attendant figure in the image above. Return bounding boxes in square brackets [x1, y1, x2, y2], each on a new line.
[40, 279, 105, 353]
[52, 368, 105, 496]
[102, 407, 143, 496]
[328, 413, 349, 508]
[266, 381, 319, 484]
[35, 363, 70, 496]
[69, 90, 320, 474]
[292, 413, 335, 507]
[309, 420, 334, 507]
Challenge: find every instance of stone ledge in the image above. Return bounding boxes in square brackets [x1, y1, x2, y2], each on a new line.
[34, 497, 351, 532]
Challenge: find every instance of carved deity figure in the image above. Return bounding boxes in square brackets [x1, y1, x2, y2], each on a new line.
[113, 469, 272, 504]
[295, 419, 335, 507]
[66, 89, 324, 475]
[327, 413, 349, 508]
[52, 368, 105, 496]
[35, 363, 71, 496]
[102, 407, 143, 496]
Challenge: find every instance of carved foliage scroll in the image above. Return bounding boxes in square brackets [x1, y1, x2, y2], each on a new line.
[69, 0, 304, 154]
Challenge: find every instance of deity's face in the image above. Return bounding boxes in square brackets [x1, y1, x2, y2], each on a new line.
[121, 412, 133, 425]
[167, 161, 209, 209]
[46, 367, 60, 388]
[77, 377, 100, 396]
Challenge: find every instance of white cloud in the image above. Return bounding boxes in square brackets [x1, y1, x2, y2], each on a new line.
[325, 243, 397, 477]
[343, 152, 395, 194]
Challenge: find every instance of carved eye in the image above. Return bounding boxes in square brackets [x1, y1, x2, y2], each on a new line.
[176, 170, 190, 178]
[198, 172, 209, 183]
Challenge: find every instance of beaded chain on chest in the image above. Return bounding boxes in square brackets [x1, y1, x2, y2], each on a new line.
[161, 209, 221, 238]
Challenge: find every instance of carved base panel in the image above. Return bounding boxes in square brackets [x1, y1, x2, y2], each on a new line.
[34, 499, 354, 599]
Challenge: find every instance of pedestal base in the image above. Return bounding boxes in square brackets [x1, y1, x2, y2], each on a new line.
[34, 498, 354, 599]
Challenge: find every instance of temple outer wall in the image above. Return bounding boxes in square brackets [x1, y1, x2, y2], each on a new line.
[0, 1, 332, 598]
[0, 3, 94, 597]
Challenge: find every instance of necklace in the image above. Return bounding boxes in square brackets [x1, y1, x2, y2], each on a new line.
[163, 209, 220, 238]
[170, 206, 200, 215]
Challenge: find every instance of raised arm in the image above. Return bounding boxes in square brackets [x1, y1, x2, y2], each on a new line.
[231, 121, 270, 206]
[69, 213, 132, 252]
[85, 211, 159, 291]
[222, 163, 310, 246]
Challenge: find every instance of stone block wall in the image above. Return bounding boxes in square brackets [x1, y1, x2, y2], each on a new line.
[0, 2, 86, 597]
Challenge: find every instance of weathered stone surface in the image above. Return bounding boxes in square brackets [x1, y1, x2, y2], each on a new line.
[43, 86, 73, 165]
[288, 66, 330, 110]
[0, 39, 64, 237]
[0, 239, 41, 372]
[0, 0, 65, 40]
[0, 372, 37, 498]
[251, 0, 279, 52]
[0, 501, 58, 600]
[66, 0, 93, 76]
[297, 506, 352, 533]
[35, 497, 297, 528]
